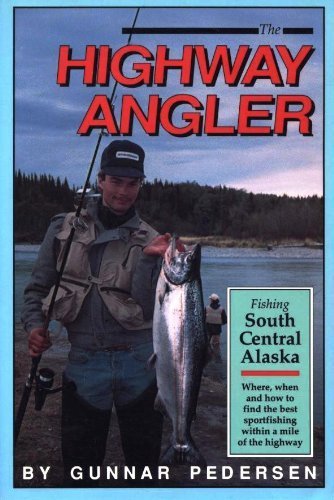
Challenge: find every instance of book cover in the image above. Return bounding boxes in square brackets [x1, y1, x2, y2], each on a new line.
[0, 1, 333, 499]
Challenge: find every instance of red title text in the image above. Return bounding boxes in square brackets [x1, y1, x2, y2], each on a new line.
[57, 44, 315, 137]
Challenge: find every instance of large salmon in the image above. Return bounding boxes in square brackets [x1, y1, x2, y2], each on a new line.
[152, 238, 208, 465]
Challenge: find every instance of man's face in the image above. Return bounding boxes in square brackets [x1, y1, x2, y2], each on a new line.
[98, 175, 141, 215]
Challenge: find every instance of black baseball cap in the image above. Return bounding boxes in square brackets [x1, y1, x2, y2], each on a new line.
[100, 140, 145, 178]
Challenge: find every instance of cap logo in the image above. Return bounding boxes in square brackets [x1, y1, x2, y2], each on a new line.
[116, 151, 139, 161]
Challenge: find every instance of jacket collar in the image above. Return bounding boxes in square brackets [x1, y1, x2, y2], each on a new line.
[87, 202, 141, 245]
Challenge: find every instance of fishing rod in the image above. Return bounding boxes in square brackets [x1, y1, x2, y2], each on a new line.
[14, 7, 141, 446]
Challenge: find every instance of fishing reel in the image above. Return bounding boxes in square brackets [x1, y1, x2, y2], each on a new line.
[34, 367, 63, 411]
[72, 188, 102, 233]
[74, 187, 101, 210]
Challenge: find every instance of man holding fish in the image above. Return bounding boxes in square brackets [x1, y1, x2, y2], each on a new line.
[22, 139, 208, 485]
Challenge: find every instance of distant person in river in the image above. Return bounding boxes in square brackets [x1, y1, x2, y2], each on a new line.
[205, 293, 227, 361]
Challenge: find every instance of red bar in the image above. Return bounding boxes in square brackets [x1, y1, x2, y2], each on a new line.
[241, 370, 300, 376]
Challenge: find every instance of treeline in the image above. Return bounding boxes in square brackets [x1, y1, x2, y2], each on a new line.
[138, 181, 323, 241]
[15, 171, 74, 242]
[14, 170, 323, 243]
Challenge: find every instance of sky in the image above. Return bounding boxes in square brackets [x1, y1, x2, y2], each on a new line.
[14, 7, 323, 196]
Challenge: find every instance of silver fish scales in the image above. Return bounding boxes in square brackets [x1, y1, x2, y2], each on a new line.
[152, 238, 208, 465]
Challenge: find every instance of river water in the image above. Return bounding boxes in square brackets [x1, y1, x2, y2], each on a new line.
[15, 244, 323, 424]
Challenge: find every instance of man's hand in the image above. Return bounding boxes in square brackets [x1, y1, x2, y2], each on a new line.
[143, 233, 186, 257]
[28, 327, 52, 357]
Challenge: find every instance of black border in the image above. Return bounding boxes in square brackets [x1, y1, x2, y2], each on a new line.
[228, 287, 313, 458]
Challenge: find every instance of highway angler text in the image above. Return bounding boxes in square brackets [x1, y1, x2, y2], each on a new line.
[57, 44, 315, 137]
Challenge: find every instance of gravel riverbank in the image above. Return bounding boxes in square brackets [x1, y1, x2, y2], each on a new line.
[14, 326, 324, 489]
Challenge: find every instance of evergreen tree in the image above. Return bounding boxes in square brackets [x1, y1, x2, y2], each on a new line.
[14, 171, 324, 244]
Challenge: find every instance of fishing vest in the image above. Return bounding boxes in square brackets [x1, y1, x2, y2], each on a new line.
[205, 305, 224, 325]
[42, 211, 158, 330]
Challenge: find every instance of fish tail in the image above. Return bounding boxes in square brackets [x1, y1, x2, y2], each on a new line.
[160, 442, 206, 466]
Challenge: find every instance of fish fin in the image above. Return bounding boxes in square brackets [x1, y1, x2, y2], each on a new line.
[160, 441, 206, 466]
[154, 393, 169, 418]
[146, 352, 157, 370]
[158, 282, 171, 306]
